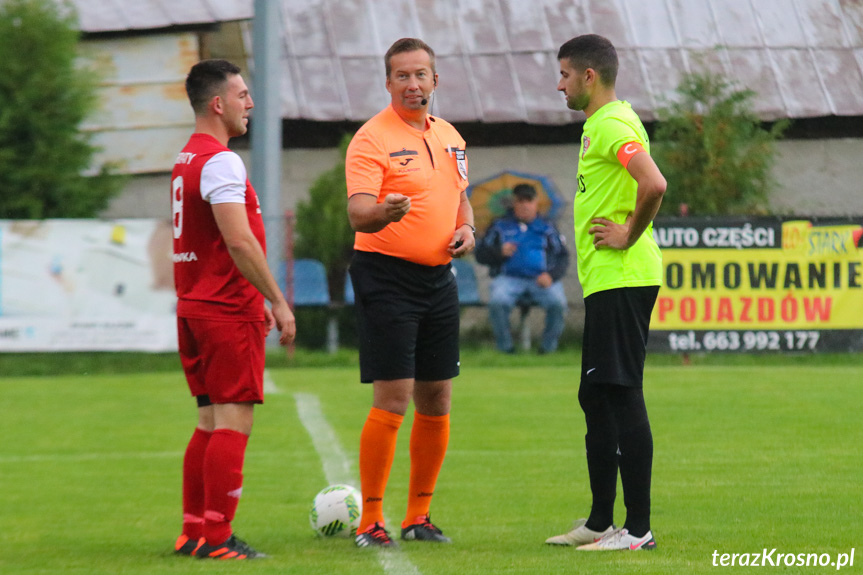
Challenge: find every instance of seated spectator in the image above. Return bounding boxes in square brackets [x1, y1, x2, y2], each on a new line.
[475, 183, 569, 353]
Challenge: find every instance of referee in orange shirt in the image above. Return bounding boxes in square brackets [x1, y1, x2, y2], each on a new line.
[345, 37, 475, 548]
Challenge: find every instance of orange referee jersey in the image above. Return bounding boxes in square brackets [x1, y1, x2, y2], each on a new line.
[346, 104, 468, 266]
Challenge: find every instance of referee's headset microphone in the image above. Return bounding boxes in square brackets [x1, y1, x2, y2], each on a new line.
[421, 77, 437, 106]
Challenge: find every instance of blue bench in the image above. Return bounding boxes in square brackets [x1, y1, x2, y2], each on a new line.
[338, 259, 517, 351]
[450, 258, 483, 306]
[455, 258, 537, 351]
[343, 258, 483, 307]
[280, 258, 345, 353]
[344, 271, 355, 305]
[289, 259, 331, 307]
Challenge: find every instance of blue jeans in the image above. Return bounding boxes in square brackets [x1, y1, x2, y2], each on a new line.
[488, 275, 567, 352]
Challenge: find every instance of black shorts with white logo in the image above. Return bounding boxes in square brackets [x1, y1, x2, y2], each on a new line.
[581, 286, 660, 388]
[349, 250, 460, 384]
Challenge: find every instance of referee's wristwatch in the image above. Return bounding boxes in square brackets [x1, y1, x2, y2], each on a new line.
[460, 223, 476, 234]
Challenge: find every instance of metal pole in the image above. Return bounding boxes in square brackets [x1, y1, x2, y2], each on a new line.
[251, 0, 283, 347]
[285, 210, 296, 357]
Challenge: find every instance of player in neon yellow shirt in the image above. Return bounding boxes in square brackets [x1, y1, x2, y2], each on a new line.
[573, 100, 663, 297]
[545, 34, 667, 552]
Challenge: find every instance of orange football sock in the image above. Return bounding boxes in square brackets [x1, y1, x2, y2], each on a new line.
[358, 407, 403, 532]
[403, 412, 450, 527]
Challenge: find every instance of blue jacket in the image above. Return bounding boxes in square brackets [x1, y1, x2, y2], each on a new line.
[475, 214, 570, 281]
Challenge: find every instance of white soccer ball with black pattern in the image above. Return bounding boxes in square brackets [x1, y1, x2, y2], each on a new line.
[309, 484, 362, 538]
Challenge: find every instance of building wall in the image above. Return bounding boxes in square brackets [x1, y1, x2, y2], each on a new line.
[83, 33, 199, 175]
[107, 137, 863, 223]
[769, 139, 863, 216]
[104, 137, 863, 332]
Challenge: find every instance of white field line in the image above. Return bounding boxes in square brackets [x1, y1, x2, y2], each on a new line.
[0, 451, 300, 464]
[0, 448, 562, 465]
[0, 451, 183, 464]
[4, 370, 279, 464]
[293, 392, 353, 486]
[0, 377, 298, 465]
[263, 369, 281, 394]
[294, 392, 420, 575]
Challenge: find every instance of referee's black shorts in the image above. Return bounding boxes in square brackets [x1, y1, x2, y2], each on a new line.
[581, 286, 659, 388]
[349, 250, 460, 384]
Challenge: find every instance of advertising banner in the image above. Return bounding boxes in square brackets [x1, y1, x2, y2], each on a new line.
[0, 219, 177, 351]
[649, 217, 863, 353]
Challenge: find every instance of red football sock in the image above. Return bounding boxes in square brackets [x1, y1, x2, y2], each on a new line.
[403, 412, 450, 526]
[181, 427, 212, 540]
[358, 407, 403, 532]
[202, 429, 248, 545]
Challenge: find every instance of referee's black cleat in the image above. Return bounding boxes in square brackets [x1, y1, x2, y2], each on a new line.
[401, 514, 452, 543]
[356, 522, 397, 547]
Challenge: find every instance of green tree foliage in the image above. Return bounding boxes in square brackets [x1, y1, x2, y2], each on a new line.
[294, 134, 355, 301]
[653, 67, 787, 216]
[0, 0, 121, 219]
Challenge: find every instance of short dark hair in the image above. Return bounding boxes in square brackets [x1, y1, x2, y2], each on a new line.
[557, 34, 618, 87]
[513, 183, 537, 201]
[185, 59, 242, 116]
[385, 37, 436, 77]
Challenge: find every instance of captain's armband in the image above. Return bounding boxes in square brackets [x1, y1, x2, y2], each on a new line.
[616, 141, 646, 168]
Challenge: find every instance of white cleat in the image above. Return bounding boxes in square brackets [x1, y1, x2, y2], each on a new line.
[577, 527, 656, 551]
[545, 518, 615, 546]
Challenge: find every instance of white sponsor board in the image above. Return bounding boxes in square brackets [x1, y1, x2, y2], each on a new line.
[0, 219, 178, 351]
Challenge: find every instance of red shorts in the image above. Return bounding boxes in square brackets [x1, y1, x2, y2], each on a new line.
[177, 317, 267, 404]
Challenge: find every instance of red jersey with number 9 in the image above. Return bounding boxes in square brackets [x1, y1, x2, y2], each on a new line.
[171, 133, 265, 321]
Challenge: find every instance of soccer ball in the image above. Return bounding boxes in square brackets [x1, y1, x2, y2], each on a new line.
[309, 484, 362, 538]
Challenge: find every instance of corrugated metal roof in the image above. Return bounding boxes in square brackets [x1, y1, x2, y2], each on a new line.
[270, 0, 863, 123]
[70, 0, 253, 33]
[69, 0, 863, 123]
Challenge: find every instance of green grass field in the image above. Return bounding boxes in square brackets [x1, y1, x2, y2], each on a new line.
[1, 351, 860, 574]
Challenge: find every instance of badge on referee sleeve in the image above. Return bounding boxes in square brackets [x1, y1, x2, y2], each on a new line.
[455, 149, 467, 180]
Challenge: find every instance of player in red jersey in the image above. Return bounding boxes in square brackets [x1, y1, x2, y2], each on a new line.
[171, 59, 295, 560]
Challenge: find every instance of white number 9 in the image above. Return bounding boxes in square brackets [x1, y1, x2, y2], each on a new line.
[172, 176, 183, 239]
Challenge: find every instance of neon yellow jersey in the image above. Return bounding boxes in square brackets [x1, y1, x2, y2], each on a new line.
[574, 100, 662, 298]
